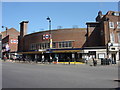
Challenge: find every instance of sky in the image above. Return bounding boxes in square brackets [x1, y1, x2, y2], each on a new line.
[1, 2, 118, 34]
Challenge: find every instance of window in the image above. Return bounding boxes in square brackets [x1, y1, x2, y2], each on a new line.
[118, 32, 120, 43]
[113, 12, 120, 16]
[98, 53, 105, 59]
[30, 43, 36, 50]
[58, 41, 72, 48]
[110, 32, 115, 43]
[117, 22, 120, 28]
[52, 42, 56, 48]
[38, 43, 41, 49]
[109, 22, 114, 28]
[45, 43, 50, 49]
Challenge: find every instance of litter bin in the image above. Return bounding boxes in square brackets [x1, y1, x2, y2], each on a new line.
[105, 59, 110, 65]
[101, 58, 105, 65]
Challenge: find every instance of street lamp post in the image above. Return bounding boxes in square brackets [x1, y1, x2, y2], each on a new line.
[2, 26, 8, 36]
[46, 17, 52, 63]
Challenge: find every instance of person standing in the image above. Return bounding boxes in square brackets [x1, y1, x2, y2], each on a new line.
[49, 56, 52, 64]
[56, 56, 59, 64]
[3, 54, 7, 62]
[41, 55, 44, 64]
[92, 57, 97, 66]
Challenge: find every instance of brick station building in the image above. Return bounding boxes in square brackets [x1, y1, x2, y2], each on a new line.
[18, 11, 120, 63]
[18, 21, 88, 62]
[1, 28, 20, 59]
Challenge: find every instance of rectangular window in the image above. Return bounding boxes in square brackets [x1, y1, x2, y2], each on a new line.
[59, 42, 62, 48]
[38, 43, 41, 49]
[117, 22, 120, 28]
[30, 44, 33, 50]
[109, 22, 114, 28]
[36, 44, 39, 49]
[48, 43, 50, 48]
[31, 43, 36, 50]
[52, 42, 56, 48]
[114, 12, 120, 16]
[46, 43, 49, 49]
[98, 53, 105, 59]
[58, 41, 72, 48]
[68, 41, 72, 47]
[110, 32, 115, 43]
[118, 32, 120, 43]
[41, 43, 44, 49]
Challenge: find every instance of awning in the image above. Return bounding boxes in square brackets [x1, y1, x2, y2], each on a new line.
[52, 50, 80, 53]
[18, 48, 83, 54]
[18, 51, 45, 54]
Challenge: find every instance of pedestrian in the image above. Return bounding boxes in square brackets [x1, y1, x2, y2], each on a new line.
[109, 57, 112, 65]
[3, 54, 7, 62]
[92, 57, 97, 66]
[67, 57, 71, 65]
[85, 56, 89, 64]
[56, 56, 59, 64]
[92, 57, 95, 66]
[49, 56, 52, 64]
[41, 55, 44, 64]
[13, 55, 16, 62]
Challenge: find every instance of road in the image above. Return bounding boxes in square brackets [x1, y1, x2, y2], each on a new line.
[2, 61, 119, 88]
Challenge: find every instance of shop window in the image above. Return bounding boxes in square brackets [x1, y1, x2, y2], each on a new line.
[109, 22, 114, 28]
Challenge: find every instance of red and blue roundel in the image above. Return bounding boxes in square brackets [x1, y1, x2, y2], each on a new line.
[11, 39, 18, 44]
[43, 34, 51, 40]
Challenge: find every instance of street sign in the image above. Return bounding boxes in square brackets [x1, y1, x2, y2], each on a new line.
[43, 34, 51, 40]
[11, 39, 18, 44]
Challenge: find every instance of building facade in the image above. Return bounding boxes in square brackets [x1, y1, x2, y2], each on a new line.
[86, 11, 120, 63]
[1, 28, 20, 59]
[18, 21, 88, 62]
[18, 11, 120, 63]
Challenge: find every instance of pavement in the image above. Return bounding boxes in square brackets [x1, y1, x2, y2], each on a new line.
[2, 59, 119, 66]
[2, 60, 119, 88]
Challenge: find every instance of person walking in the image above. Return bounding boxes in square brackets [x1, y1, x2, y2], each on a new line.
[67, 57, 71, 65]
[92, 57, 97, 66]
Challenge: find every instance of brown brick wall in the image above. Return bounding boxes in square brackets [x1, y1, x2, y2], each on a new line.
[19, 28, 87, 51]
[2, 28, 20, 52]
[86, 11, 120, 47]
[102, 15, 120, 45]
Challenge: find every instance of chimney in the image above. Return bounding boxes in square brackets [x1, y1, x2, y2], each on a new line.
[20, 21, 29, 37]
